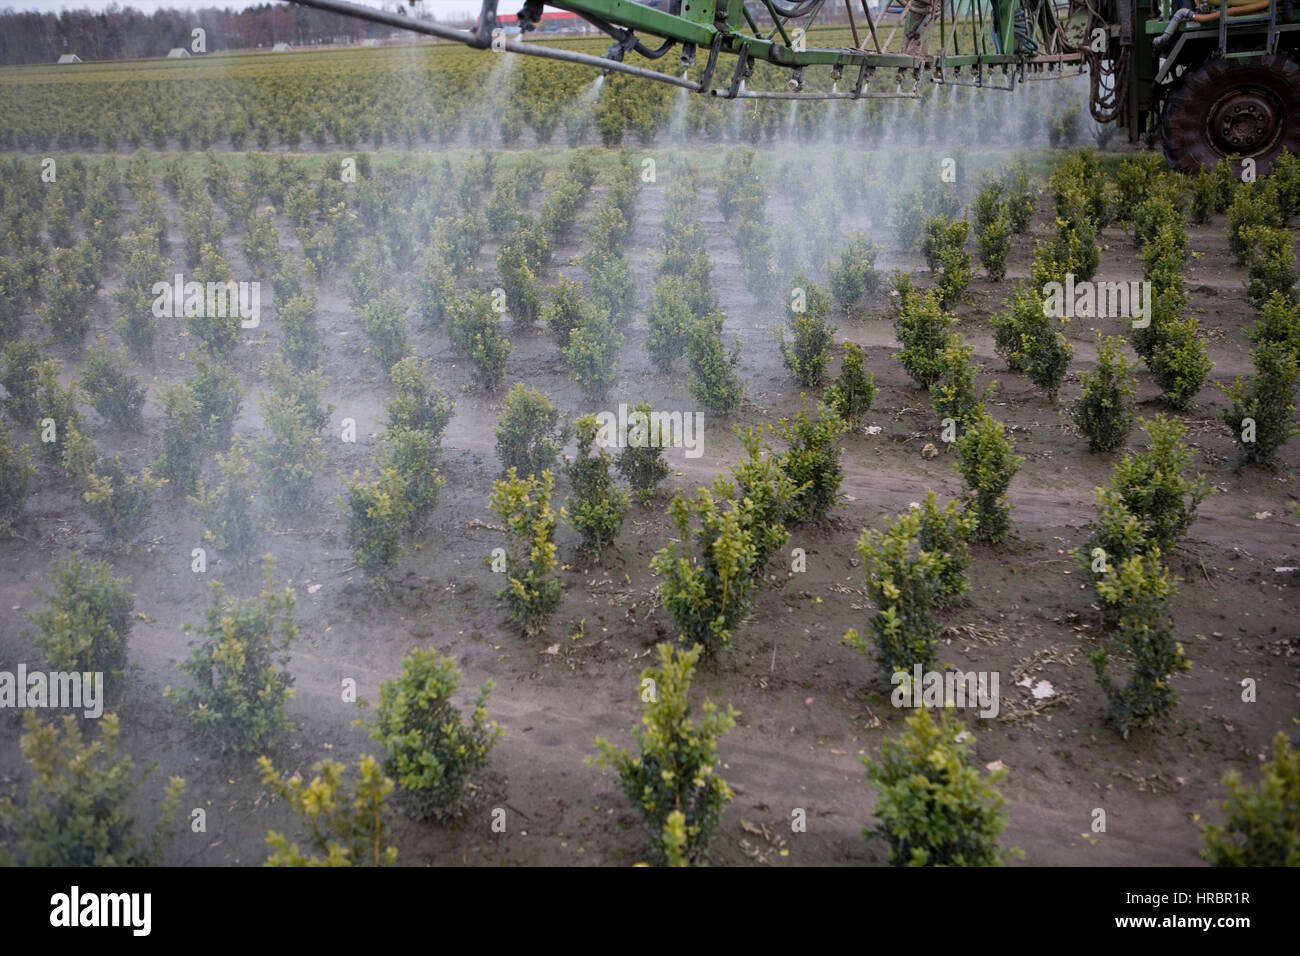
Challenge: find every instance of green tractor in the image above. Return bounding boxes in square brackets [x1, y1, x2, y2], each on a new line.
[294, 0, 1300, 173]
[1080, 0, 1300, 173]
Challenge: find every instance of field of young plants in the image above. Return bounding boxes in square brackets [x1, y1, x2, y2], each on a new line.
[0, 40, 1297, 869]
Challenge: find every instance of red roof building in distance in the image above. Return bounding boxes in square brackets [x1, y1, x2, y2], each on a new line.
[486, 8, 592, 32]
[495, 11, 580, 22]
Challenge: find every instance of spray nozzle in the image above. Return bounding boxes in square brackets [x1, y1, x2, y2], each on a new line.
[787, 68, 805, 92]
[603, 29, 639, 67]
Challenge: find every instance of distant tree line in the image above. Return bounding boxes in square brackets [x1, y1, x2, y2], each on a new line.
[0, 3, 442, 66]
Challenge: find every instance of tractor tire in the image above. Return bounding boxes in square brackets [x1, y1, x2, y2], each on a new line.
[1160, 53, 1300, 175]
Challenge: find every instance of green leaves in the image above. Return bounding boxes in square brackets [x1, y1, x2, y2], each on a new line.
[954, 408, 1023, 544]
[653, 488, 759, 658]
[567, 414, 630, 557]
[826, 340, 877, 431]
[260, 755, 398, 866]
[169, 556, 296, 753]
[0, 712, 184, 867]
[369, 648, 501, 824]
[777, 271, 836, 387]
[1089, 548, 1188, 737]
[489, 468, 564, 638]
[845, 504, 965, 678]
[1201, 732, 1300, 867]
[1072, 333, 1137, 452]
[494, 382, 565, 478]
[894, 282, 952, 390]
[864, 708, 1016, 867]
[592, 643, 737, 866]
[27, 555, 134, 679]
[775, 397, 845, 524]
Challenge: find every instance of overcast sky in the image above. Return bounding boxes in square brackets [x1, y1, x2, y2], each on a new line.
[1, 1, 489, 17]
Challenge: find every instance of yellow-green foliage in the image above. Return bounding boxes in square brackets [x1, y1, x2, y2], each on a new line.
[370, 647, 502, 823]
[488, 468, 564, 638]
[168, 556, 297, 752]
[864, 708, 1017, 867]
[592, 643, 737, 866]
[0, 712, 184, 867]
[1201, 732, 1300, 866]
[259, 755, 398, 867]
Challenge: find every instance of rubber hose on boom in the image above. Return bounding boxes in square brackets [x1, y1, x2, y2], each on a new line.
[767, 0, 826, 20]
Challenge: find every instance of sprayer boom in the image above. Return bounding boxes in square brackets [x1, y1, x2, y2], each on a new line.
[288, 0, 1086, 101]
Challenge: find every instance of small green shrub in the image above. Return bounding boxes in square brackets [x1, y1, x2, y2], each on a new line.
[447, 288, 510, 392]
[827, 232, 882, 309]
[1200, 731, 1300, 867]
[494, 382, 564, 477]
[917, 490, 976, 605]
[255, 400, 323, 513]
[1241, 224, 1297, 307]
[0, 424, 35, 532]
[616, 403, 672, 503]
[566, 414, 630, 556]
[278, 293, 322, 370]
[717, 425, 799, 582]
[383, 423, 445, 532]
[1072, 333, 1137, 452]
[954, 408, 1024, 543]
[1106, 415, 1211, 553]
[1220, 339, 1300, 468]
[0, 713, 184, 867]
[191, 437, 258, 562]
[489, 468, 565, 638]
[188, 360, 242, 446]
[977, 213, 1011, 281]
[777, 273, 836, 387]
[386, 355, 454, 442]
[359, 290, 411, 374]
[1, 339, 42, 424]
[1226, 183, 1282, 264]
[1090, 549, 1188, 737]
[168, 556, 296, 753]
[541, 274, 587, 351]
[186, 244, 242, 358]
[497, 218, 549, 329]
[370, 647, 502, 823]
[415, 248, 458, 331]
[261, 356, 332, 434]
[864, 707, 1016, 867]
[342, 466, 412, 583]
[653, 488, 758, 657]
[894, 286, 952, 389]
[82, 453, 163, 547]
[258, 755, 397, 866]
[825, 340, 877, 431]
[930, 332, 991, 427]
[565, 307, 622, 401]
[776, 398, 846, 524]
[935, 222, 972, 309]
[27, 555, 134, 679]
[592, 642, 737, 866]
[843, 509, 947, 676]
[645, 275, 693, 371]
[685, 313, 744, 413]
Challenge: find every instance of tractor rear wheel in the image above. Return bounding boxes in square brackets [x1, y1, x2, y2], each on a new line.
[1160, 53, 1300, 175]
